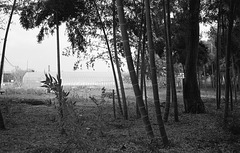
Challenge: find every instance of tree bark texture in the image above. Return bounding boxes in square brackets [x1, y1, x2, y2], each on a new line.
[113, 0, 125, 117]
[167, 0, 179, 122]
[56, 10, 67, 135]
[116, 0, 154, 138]
[216, 1, 222, 109]
[145, 0, 169, 145]
[224, 0, 234, 122]
[140, 22, 148, 114]
[163, 0, 171, 122]
[184, 0, 205, 113]
[135, 1, 145, 118]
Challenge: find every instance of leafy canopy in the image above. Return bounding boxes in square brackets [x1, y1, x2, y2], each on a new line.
[19, 0, 97, 52]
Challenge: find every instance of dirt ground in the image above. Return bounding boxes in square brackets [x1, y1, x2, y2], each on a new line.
[0, 86, 240, 153]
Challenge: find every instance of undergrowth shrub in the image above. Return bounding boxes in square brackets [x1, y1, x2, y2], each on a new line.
[41, 73, 84, 135]
[89, 95, 106, 137]
[88, 87, 115, 137]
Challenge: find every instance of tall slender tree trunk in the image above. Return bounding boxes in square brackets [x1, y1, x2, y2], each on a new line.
[184, 0, 205, 113]
[116, 0, 154, 138]
[145, 0, 169, 145]
[224, 0, 234, 122]
[163, 0, 178, 122]
[55, 9, 67, 135]
[0, 0, 16, 89]
[135, 0, 145, 118]
[237, 66, 240, 91]
[143, 75, 148, 113]
[230, 78, 233, 111]
[230, 57, 234, 111]
[234, 71, 238, 103]
[163, 0, 171, 122]
[232, 57, 237, 104]
[166, 0, 178, 121]
[216, 0, 222, 109]
[112, 0, 125, 117]
[0, 0, 17, 130]
[94, 1, 126, 118]
[135, 0, 144, 78]
[203, 66, 207, 88]
[140, 22, 148, 114]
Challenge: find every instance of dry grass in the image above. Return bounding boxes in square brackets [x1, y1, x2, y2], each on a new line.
[0, 87, 239, 153]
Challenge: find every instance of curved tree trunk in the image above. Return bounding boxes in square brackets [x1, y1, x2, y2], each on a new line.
[184, 0, 205, 113]
[145, 0, 169, 145]
[116, 0, 154, 138]
[0, 0, 17, 130]
[0, 0, 17, 89]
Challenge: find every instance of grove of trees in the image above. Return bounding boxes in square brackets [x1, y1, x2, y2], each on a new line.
[0, 0, 240, 147]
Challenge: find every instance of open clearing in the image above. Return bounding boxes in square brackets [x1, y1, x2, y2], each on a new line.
[0, 87, 240, 153]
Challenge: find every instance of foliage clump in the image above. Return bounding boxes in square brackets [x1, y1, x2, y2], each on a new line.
[41, 73, 80, 135]
[41, 73, 69, 101]
[19, 0, 98, 51]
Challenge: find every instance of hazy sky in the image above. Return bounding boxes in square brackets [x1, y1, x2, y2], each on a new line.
[0, 15, 113, 73]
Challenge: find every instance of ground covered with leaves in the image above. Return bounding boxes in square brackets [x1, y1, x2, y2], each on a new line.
[0, 87, 240, 153]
